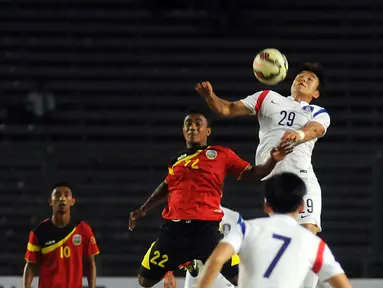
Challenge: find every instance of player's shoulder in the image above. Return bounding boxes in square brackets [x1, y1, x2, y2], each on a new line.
[308, 103, 328, 115]
[77, 220, 94, 232]
[221, 206, 240, 221]
[208, 145, 239, 159]
[31, 218, 51, 234]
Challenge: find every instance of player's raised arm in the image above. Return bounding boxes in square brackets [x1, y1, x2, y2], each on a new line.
[129, 181, 169, 231]
[195, 81, 252, 117]
[230, 141, 293, 182]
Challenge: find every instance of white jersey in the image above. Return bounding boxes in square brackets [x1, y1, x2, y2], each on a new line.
[184, 206, 240, 288]
[222, 214, 344, 288]
[241, 90, 330, 180]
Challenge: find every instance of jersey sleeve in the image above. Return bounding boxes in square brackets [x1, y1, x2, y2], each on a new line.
[220, 216, 247, 254]
[240, 90, 270, 115]
[164, 166, 172, 184]
[226, 149, 250, 180]
[312, 240, 344, 281]
[82, 222, 100, 257]
[310, 106, 331, 136]
[24, 231, 40, 263]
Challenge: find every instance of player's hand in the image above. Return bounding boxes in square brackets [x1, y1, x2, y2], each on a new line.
[163, 271, 177, 288]
[195, 81, 214, 99]
[281, 130, 301, 143]
[129, 209, 146, 231]
[270, 140, 294, 161]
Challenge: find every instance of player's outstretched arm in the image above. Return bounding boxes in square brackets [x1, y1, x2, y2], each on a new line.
[327, 274, 352, 288]
[129, 182, 169, 231]
[197, 243, 235, 288]
[195, 81, 251, 117]
[242, 141, 293, 181]
[87, 255, 97, 288]
[23, 262, 36, 288]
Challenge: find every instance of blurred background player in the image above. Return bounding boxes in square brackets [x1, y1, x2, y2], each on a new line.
[197, 172, 352, 288]
[129, 107, 293, 287]
[23, 183, 99, 288]
[196, 63, 329, 288]
[163, 206, 241, 288]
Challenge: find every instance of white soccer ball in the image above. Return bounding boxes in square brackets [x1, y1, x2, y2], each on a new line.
[253, 48, 288, 85]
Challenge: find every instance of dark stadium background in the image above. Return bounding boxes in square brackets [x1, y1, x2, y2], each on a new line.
[1, 0, 382, 279]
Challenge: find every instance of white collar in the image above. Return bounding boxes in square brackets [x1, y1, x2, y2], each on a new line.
[287, 95, 309, 106]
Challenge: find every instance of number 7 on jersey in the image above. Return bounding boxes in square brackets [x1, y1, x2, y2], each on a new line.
[263, 234, 291, 278]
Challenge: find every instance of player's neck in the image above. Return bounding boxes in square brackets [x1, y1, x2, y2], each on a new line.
[292, 93, 312, 103]
[186, 142, 207, 149]
[52, 212, 71, 228]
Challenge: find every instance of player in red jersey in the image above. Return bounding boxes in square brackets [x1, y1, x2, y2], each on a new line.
[129, 107, 294, 288]
[23, 183, 99, 288]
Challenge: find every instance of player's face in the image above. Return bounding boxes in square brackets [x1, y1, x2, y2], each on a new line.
[291, 71, 320, 100]
[49, 186, 75, 214]
[183, 114, 211, 147]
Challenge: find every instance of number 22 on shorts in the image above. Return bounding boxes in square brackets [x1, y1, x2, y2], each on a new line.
[263, 234, 291, 278]
[150, 250, 169, 268]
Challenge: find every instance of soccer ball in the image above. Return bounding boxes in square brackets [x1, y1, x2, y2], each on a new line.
[253, 48, 288, 85]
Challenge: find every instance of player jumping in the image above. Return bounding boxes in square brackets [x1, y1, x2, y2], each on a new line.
[196, 63, 329, 288]
[23, 183, 99, 288]
[164, 206, 241, 288]
[197, 172, 352, 288]
[129, 107, 293, 287]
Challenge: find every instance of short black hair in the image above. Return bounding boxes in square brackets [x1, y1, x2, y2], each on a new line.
[298, 62, 325, 94]
[264, 172, 306, 213]
[185, 106, 212, 127]
[51, 182, 73, 194]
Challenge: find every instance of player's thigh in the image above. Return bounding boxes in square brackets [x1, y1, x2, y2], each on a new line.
[296, 180, 322, 231]
[139, 238, 183, 282]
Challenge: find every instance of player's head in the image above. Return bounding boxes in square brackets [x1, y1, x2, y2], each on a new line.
[183, 107, 211, 148]
[49, 182, 75, 214]
[263, 172, 306, 215]
[291, 62, 324, 102]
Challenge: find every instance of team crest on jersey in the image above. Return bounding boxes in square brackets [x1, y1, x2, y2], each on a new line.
[72, 234, 82, 246]
[206, 150, 217, 160]
[302, 105, 314, 113]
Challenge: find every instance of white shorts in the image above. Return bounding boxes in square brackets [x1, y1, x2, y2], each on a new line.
[295, 178, 322, 232]
[184, 268, 235, 288]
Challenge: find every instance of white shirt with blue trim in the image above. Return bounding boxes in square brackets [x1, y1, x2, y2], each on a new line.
[240, 90, 330, 180]
[221, 214, 344, 288]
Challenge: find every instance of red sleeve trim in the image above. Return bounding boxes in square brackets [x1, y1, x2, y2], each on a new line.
[255, 90, 270, 113]
[312, 240, 326, 273]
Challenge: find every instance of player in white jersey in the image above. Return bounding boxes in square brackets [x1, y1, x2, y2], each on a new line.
[196, 63, 329, 288]
[163, 207, 240, 288]
[197, 173, 352, 288]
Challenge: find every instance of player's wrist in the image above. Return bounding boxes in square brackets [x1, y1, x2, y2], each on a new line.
[295, 130, 305, 141]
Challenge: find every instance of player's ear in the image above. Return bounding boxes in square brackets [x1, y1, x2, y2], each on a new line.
[298, 199, 305, 213]
[263, 201, 272, 216]
[206, 127, 211, 136]
[313, 89, 320, 99]
[71, 198, 76, 206]
[48, 199, 53, 206]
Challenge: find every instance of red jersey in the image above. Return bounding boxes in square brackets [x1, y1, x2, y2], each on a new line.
[24, 218, 99, 288]
[162, 145, 250, 221]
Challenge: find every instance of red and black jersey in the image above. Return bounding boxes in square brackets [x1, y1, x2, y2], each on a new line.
[24, 218, 99, 288]
[162, 145, 250, 221]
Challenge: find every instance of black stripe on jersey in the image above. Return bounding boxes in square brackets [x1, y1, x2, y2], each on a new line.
[32, 219, 81, 248]
[168, 145, 208, 166]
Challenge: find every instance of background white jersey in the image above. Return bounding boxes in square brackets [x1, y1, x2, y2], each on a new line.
[241, 90, 330, 180]
[184, 206, 239, 288]
[222, 214, 344, 288]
